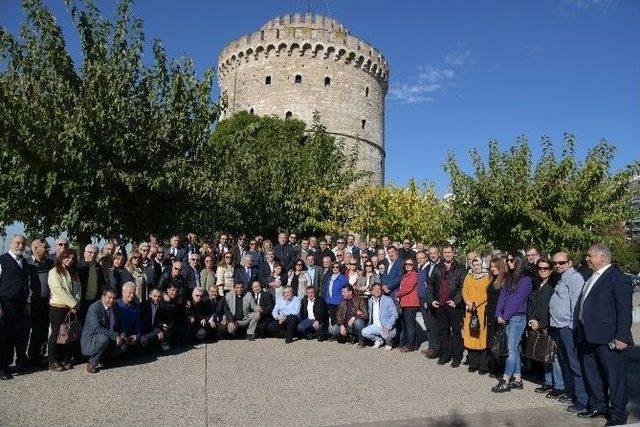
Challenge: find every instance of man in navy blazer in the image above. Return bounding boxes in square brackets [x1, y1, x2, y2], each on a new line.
[234, 255, 257, 291]
[381, 246, 403, 296]
[576, 243, 633, 425]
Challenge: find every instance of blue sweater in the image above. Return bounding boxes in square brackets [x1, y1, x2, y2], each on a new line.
[495, 275, 532, 322]
[116, 299, 141, 336]
[323, 273, 347, 306]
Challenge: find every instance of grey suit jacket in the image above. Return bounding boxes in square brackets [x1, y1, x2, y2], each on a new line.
[81, 300, 119, 356]
[224, 292, 257, 320]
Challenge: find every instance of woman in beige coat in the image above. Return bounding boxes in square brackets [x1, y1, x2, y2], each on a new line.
[216, 252, 235, 294]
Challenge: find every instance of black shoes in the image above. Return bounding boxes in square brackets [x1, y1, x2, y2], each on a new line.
[566, 404, 587, 413]
[0, 370, 13, 380]
[576, 409, 607, 419]
[246, 334, 255, 341]
[451, 360, 461, 368]
[545, 389, 565, 398]
[491, 379, 510, 393]
[467, 366, 477, 373]
[508, 380, 523, 390]
[437, 357, 451, 365]
[535, 384, 552, 394]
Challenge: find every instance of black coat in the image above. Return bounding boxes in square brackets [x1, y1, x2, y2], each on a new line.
[300, 295, 329, 324]
[274, 244, 296, 271]
[426, 260, 467, 305]
[252, 290, 274, 316]
[207, 296, 225, 323]
[526, 274, 558, 329]
[140, 299, 170, 334]
[77, 260, 107, 305]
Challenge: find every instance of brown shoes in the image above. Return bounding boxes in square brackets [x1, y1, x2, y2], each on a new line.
[399, 346, 413, 353]
[85, 363, 98, 374]
[48, 362, 64, 372]
[421, 348, 438, 358]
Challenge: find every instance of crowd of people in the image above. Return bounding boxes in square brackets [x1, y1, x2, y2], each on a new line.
[0, 231, 634, 426]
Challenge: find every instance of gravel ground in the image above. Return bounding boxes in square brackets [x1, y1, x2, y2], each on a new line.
[0, 339, 637, 426]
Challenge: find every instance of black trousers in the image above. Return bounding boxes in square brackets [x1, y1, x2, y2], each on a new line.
[266, 315, 299, 342]
[436, 305, 463, 361]
[28, 297, 50, 361]
[419, 299, 439, 351]
[399, 307, 418, 350]
[48, 306, 71, 364]
[581, 340, 629, 423]
[327, 304, 339, 326]
[0, 297, 29, 368]
[467, 349, 488, 371]
[255, 315, 272, 338]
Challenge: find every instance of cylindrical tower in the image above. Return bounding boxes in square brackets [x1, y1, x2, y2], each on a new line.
[217, 13, 389, 184]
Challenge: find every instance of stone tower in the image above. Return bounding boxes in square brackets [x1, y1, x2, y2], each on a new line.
[217, 13, 389, 184]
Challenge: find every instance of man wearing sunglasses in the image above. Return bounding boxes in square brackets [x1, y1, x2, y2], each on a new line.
[548, 252, 588, 414]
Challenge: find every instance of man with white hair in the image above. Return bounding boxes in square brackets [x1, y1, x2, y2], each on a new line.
[78, 243, 106, 323]
[184, 252, 201, 289]
[27, 238, 53, 367]
[576, 243, 633, 425]
[0, 234, 31, 378]
[234, 254, 256, 291]
[115, 282, 141, 349]
[138, 242, 156, 287]
[49, 236, 69, 261]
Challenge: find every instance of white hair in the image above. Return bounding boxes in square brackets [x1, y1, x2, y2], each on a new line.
[122, 281, 136, 292]
[85, 244, 99, 252]
[590, 243, 612, 262]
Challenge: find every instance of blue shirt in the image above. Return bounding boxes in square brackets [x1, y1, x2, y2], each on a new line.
[549, 268, 585, 329]
[272, 295, 301, 318]
[116, 299, 141, 336]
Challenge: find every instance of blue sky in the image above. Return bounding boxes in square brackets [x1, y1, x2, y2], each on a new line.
[2, 0, 639, 196]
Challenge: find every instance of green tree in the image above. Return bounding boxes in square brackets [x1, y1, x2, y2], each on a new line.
[207, 111, 366, 236]
[0, 0, 219, 245]
[344, 178, 451, 243]
[444, 134, 639, 257]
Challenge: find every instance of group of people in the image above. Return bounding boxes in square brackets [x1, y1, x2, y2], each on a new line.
[0, 232, 634, 426]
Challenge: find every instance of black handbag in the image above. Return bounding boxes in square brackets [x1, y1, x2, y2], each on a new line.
[525, 329, 557, 363]
[490, 326, 508, 357]
[469, 303, 480, 333]
[56, 311, 81, 344]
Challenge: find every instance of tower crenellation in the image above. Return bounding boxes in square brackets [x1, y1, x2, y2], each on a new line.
[218, 14, 389, 184]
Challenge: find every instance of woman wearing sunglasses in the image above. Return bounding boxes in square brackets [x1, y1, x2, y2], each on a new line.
[396, 259, 419, 352]
[492, 252, 533, 392]
[216, 252, 236, 295]
[356, 261, 380, 297]
[527, 257, 565, 398]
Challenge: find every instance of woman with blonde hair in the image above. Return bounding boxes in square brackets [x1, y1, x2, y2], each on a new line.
[125, 250, 147, 301]
[216, 251, 235, 294]
[462, 257, 491, 374]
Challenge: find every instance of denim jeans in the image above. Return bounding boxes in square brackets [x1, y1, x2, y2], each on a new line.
[544, 353, 565, 390]
[551, 326, 588, 407]
[329, 318, 365, 343]
[361, 324, 396, 345]
[504, 314, 526, 378]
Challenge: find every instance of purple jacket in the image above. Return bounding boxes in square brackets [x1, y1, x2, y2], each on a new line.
[495, 275, 532, 322]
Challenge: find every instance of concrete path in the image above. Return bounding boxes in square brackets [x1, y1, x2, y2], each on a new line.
[0, 339, 638, 426]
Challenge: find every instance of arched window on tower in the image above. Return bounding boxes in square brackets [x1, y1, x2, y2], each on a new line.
[265, 76, 271, 85]
[285, 111, 292, 119]
[361, 119, 366, 129]
[365, 87, 369, 97]
[249, 108, 254, 114]
[324, 76, 331, 87]
[295, 74, 302, 84]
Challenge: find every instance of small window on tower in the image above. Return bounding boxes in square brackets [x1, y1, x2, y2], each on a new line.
[285, 111, 292, 119]
[250, 108, 254, 114]
[265, 76, 271, 85]
[365, 87, 369, 97]
[361, 119, 366, 129]
[295, 74, 302, 83]
[324, 76, 331, 87]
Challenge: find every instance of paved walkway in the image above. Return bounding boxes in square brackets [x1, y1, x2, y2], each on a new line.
[0, 339, 638, 426]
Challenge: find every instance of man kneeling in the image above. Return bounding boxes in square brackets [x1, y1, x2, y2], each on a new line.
[81, 289, 127, 373]
[329, 285, 367, 346]
[361, 283, 398, 350]
[267, 286, 301, 343]
[297, 286, 329, 341]
[221, 282, 258, 339]
[184, 287, 214, 343]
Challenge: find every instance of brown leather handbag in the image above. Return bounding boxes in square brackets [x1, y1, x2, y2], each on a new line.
[525, 329, 557, 363]
[56, 311, 81, 344]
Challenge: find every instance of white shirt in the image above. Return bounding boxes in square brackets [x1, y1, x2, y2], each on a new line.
[387, 260, 394, 274]
[372, 297, 381, 327]
[579, 263, 611, 321]
[307, 298, 315, 320]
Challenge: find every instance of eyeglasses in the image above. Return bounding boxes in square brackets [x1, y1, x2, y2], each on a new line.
[365, 264, 373, 268]
[337, 241, 345, 245]
[537, 266, 552, 271]
[224, 255, 232, 259]
[57, 243, 68, 247]
[507, 258, 514, 263]
[552, 260, 568, 266]
[332, 265, 340, 269]
[348, 262, 357, 266]
[173, 267, 182, 271]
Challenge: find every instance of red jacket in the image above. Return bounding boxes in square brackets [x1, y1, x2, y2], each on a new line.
[397, 270, 419, 308]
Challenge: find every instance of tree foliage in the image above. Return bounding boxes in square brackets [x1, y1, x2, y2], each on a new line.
[0, 0, 219, 244]
[207, 111, 365, 237]
[444, 134, 639, 255]
[343, 179, 451, 243]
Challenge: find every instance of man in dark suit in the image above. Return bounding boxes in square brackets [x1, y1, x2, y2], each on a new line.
[298, 286, 329, 340]
[164, 235, 187, 262]
[234, 254, 256, 291]
[304, 254, 323, 291]
[380, 246, 403, 296]
[185, 233, 200, 258]
[420, 245, 441, 359]
[230, 234, 247, 267]
[345, 234, 360, 261]
[27, 238, 53, 367]
[80, 289, 127, 373]
[78, 244, 107, 323]
[140, 288, 170, 350]
[274, 232, 296, 271]
[249, 280, 274, 338]
[576, 243, 633, 425]
[257, 250, 276, 287]
[316, 240, 335, 266]
[183, 253, 201, 289]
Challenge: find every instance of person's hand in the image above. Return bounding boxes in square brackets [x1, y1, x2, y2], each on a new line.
[200, 319, 206, 327]
[497, 317, 505, 325]
[381, 326, 389, 336]
[529, 320, 539, 330]
[340, 325, 347, 336]
[116, 336, 125, 346]
[466, 304, 472, 311]
[382, 285, 391, 294]
[227, 322, 236, 334]
[278, 314, 285, 324]
[157, 331, 164, 341]
[447, 300, 455, 308]
[188, 316, 195, 324]
[128, 335, 138, 344]
[423, 302, 429, 309]
[313, 320, 319, 330]
[348, 317, 355, 327]
[431, 301, 440, 308]
[613, 339, 628, 351]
